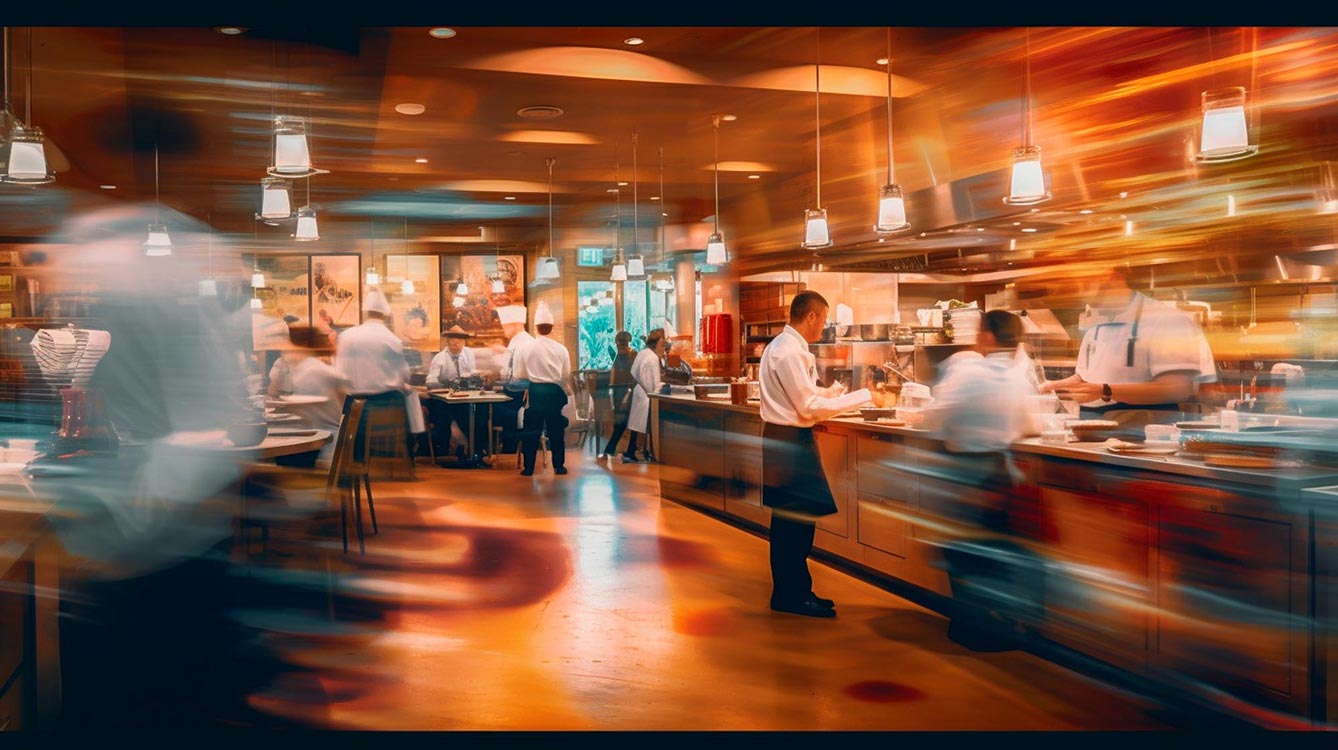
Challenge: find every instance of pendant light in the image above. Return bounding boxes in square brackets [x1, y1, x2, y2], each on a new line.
[875, 28, 910, 234]
[652, 146, 675, 293]
[267, 114, 329, 178]
[535, 157, 561, 280]
[491, 244, 505, 293]
[627, 130, 646, 278]
[610, 142, 627, 282]
[1195, 29, 1258, 163]
[801, 29, 832, 250]
[365, 222, 381, 287]
[1004, 28, 1051, 206]
[259, 176, 293, 219]
[198, 213, 218, 297]
[143, 145, 173, 256]
[0, 28, 54, 185]
[293, 176, 318, 241]
[400, 217, 415, 296]
[704, 115, 729, 265]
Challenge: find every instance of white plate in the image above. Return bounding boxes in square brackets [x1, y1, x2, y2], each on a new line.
[266, 413, 302, 423]
[272, 395, 330, 405]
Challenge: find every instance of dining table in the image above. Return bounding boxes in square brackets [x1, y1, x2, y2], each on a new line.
[161, 428, 333, 461]
[422, 388, 512, 468]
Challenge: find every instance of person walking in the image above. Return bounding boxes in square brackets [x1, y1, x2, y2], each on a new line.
[757, 290, 870, 617]
[599, 330, 635, 459]
[514, 301, 571, 477]
[624, 328, 665, 463]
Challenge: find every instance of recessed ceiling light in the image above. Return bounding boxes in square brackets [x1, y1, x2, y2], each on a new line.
[516, 105, 565, 120]
[99, 184, 116, 190]
[747, 174, 760, 180]
[623, 37, 645, 46]
[606, 188, 619, 193]
[1119, 191, 1128, 198]
[429, 28, 457, 39]
[1029, 208, 1039, 213]
[650, 196, 660, 201]
[1021, 227, 1038, 233]
[720, 114, 738, 122]
[504, 196, 516, 200]
[876, 57, 889, 66]
[216, 26, 244, 35]
[396, 103, 426, 116]
[415, 158, 428, 164]
[617, 181, 628, 187]
[1012, 221, 1021, 226]
[661, 212, 668, 217]
[976, 227, 985, 232]
[1079, 209, 1093, 214]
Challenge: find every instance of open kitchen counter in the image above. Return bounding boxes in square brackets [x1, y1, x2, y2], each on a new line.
[651, 392, 1338, 727]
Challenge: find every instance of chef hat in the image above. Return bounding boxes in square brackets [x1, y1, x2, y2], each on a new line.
[362, 287, 392, 316]
[535, 300, 555, 326]
[835, 303, 854, 326]
[496, 304, 528, 325]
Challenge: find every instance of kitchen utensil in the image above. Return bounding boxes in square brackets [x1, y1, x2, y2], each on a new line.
[857, 323, 889, 341]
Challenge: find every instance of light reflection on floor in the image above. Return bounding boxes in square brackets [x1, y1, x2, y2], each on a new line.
[245, 451, 1180, 731]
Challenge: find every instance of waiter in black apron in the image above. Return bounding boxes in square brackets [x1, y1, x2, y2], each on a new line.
[758, 290, 871, 618]
[1038, 267, 1215, 431]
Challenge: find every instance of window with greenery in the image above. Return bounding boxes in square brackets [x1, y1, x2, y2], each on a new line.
[623, 280, 648, 349]
[578, 281, 617, 370]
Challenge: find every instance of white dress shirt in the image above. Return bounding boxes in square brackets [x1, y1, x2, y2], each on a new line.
[513, 335, 571, 388]
[428, 346, 477, 386]
[925, 351, 1038, 453]
[1074, 292, 1216, 407]
[500, 330, 536, 390]
[333, 318, 410, 395]
[759, 325, 870, 428]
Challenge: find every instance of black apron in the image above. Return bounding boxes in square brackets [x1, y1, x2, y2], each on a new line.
[761, 423, 837, 518]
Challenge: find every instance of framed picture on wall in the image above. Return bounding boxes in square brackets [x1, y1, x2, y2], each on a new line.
[244, 255, 311, 352]
[439, 253, 526, 344]
[311, 254, 361, 334]
[383, 254, 441, 360]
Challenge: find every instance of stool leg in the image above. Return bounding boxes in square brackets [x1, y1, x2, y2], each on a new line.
[340, 485, 349, 555]
[353, 479, 366, 555]
[363, 474, 378, 535]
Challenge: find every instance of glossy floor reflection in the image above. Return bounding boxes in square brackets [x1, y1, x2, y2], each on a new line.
[246, 451, 1179, 731]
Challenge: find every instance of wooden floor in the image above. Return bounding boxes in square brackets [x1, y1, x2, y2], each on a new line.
[241, 448, 1185, 731]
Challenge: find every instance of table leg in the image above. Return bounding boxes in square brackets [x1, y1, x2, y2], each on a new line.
[467, 404, 476, 462]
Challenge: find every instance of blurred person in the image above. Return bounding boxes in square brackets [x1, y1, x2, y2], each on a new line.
[1038, 267, 1216, 428]
[315, 307, 341, 349]
[36, 204, 311, 728]
[757, 291, 871, 618]
[494, 304, 533, 455]
[662, 337, 694, 385]
[426, 325, 488, 461]
[269, 325, 349, 466]
[923, 309, 1049, 651]
[334, 287, 424, 460]
[624, 328, 665, 463]
[599, 330, 635, 459]
[514, 301, 571, 477]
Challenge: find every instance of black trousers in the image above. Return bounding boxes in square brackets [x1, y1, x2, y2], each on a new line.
[522, 383, 568, 472]
[768, 512, 818, 604]
[604, 413, 633, 455]
[425, 398, 490, 456]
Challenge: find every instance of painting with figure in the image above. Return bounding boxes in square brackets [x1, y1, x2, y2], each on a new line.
[311, 254, 361, 331]
[248, 254, 310, 328]
[440, 254, 525, 344]
[384, 254, 441, 356]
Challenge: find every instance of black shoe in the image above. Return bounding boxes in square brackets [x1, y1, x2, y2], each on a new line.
[520, 468, 534, 476]
[808, 593, 835, 608]
[770, 597, 836, 618]
[554, 467, 568, 475]
[455, 446, 467, 461]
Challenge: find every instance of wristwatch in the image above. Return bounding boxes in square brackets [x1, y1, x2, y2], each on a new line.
[1101, 383, 1113, 402]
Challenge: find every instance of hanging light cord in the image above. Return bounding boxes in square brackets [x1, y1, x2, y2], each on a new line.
[154, 144, 161, 224]
[658, 147, 665, 266]
[2, 27, 10, 110]
[815, 29, 822, 208]
[632, 130, 639, 262]
[546, 157, 555, 258]
[885, 27, 894, 184]
[712, 115, 721, 234]
[1023, 27, 1032, 148]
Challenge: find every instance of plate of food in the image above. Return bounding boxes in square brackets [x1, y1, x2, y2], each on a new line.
[1104, 439, 1178, 456]
[1066, 419, 1122, 441]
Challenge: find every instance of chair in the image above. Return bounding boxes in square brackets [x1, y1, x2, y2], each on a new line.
[419, 401, 438, 464]
[565, 373, 595, 452]
[364, 395, 416, 481]
[589, 370, 616, 454]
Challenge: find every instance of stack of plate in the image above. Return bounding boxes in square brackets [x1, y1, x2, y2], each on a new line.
[947, 308, 982, 344]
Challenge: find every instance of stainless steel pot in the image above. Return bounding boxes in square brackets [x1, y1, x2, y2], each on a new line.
[858, 323, 889, 341]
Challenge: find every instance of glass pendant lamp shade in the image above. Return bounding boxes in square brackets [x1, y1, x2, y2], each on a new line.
[251, 271, 266, 288]
[876, 184, 909, 233]
[2, 125, 54, 184]
[802, 208, 832, 249]
[536, 256, 560, 280]
[259, 177, 293, 219]
[627, 254, 645, 277]
[198, 278, 218, 297]
[491, 278, 505, 294]
[705, 233, 727, 265]
[1196, 87, 1258, 162]
[249, 297, 263, 310]
[365, 268, 380, 286]
[267, 116, 328, 178]
[1004, 145, 1051, 206]
[401, 279, 415, 295]
[293, 206, 319, 241]
[610, 259, 628, 282]
[143, 223, 173, 256]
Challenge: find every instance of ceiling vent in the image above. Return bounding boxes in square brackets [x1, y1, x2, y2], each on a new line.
[516, 105, 565, 120]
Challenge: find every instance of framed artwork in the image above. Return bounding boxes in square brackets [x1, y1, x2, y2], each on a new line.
[384, 254, 441, 355]
[0, 275, 12, 293]
[311, 254, 361, 332]
[439, 254, 525, 344]
[251, 255, 311, 328]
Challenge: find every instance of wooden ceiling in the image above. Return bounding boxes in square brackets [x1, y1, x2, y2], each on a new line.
[3, 24, 1338, 282]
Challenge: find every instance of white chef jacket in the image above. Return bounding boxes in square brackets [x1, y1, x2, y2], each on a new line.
[759, 325, 867, 428]
[514, 335, 571, 388]
[926, 351, 1038, 453]
[627, 347, 662, 433]
[333, 318, 410, 395]
[1074, 293, 1216, 408]
[500, 331, 535, 391]
[428, 346, 477, 386]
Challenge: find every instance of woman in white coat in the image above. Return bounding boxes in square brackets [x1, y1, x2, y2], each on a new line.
[624, 328, 666, 463]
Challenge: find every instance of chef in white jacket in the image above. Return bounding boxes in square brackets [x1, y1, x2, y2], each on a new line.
[514, 301, 572, 476]
[624, 327, 665, 463]
[494, 304, 533, 454]
[333, 287, 425, 459]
